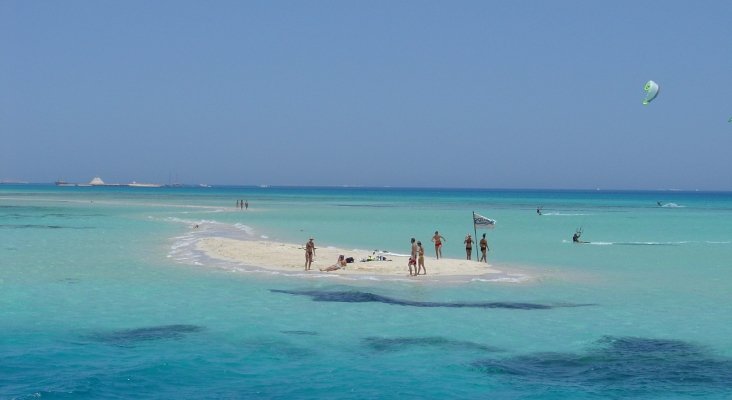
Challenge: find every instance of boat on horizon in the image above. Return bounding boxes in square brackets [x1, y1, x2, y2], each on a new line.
[55, 177, 162, 187]
[89, 177, 107, 186]
[55, 179, 90, 187]
[128, 181, 162, 188]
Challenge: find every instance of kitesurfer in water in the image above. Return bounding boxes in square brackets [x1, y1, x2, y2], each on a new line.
[572, 228, 585, 243]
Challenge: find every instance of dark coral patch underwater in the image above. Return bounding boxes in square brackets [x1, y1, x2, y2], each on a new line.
[473, 336, 732, 396]
[270, 289, 594, 310]
[89, 324, 204, 345]
[364, 336, 501, 353]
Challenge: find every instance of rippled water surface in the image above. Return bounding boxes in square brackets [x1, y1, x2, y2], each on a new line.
[2, 185, 731, 399]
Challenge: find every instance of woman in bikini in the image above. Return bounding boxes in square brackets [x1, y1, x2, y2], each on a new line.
[479, 233, 488, 263]
[304, 238, 315, 271]
[464, 234, 473, 260]
[432, 231, 445, 259]
[320, 255, 347, 272]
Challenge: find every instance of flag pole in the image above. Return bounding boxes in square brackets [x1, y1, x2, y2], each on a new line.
[473, 211, 478, 260]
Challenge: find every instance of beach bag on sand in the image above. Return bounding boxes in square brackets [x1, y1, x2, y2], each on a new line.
[346, 257, 354, 263]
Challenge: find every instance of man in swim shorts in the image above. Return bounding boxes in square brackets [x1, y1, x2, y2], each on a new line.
[409, 238, 418, 276]
[431, 231, 445, 259]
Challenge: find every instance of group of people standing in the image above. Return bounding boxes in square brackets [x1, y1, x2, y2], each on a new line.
[235, 200, 249, 210]
[303, 230, 491, 275]
[408, 230, 490, 276]
[461, 232, 490, 262]
[408, 238, 426, 276]
[431, 230, 489, 262]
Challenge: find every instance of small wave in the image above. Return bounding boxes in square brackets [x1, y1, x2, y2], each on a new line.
[233, 223, 255, 235]
[542, 212, 592, 216]
[167, 218, 258, 267]
[152, 216, 220, 226]
[471, 275, 529, 283]
[381, 251, 410, 257]
[661, 203, 685, 208]
[585, 241, 687, 246]
[159, 216, 256, 238]
[565, 239, 730, 247]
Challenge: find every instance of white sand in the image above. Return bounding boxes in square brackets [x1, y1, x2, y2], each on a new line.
[196, 237, 515, 278]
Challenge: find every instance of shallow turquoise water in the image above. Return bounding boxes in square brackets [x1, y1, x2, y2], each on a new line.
[2, 185, 731, 398]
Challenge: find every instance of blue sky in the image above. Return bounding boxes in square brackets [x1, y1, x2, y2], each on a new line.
[2, 1, 731, 189]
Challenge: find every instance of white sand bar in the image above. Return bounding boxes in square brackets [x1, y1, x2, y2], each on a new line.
[197, 237, 520, 279]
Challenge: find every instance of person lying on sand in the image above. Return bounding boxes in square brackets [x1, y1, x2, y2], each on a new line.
[320, 255, 347, 272]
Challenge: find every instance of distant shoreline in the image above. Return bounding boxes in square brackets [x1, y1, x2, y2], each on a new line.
[2, 182, 730, 194]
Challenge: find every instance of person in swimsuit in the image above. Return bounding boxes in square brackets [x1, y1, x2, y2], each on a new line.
[464, 234, 473, 260]
[431, 231, 445, 259]
[304, 238, 315, 271]
[416, 241, 426, 275]
[408, 238, 418, 276]
[320, 255, 347, 272]
[479, 233, 488, 263]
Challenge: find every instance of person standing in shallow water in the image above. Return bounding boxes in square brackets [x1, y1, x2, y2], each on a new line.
[244, 200, 249, 210]
[432, 231, 445, 259]
[464, 234, 474, 260]
[304, 238, 315, 271]
[479, 233, 489, 263]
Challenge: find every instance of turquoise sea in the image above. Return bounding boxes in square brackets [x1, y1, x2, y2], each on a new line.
[2, 185, 731, 399]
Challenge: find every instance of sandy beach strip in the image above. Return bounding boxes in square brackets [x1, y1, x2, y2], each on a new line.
[196, 237, 516, 278]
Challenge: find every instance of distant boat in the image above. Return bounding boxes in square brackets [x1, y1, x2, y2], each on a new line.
[128, 181, 162, 188]
[56, 177, 160, 187]
[55, 179, 89, 187]
[199, 184, 211, 188]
